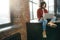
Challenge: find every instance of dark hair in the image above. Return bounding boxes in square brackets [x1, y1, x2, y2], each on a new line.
[40, 2, 46, 8]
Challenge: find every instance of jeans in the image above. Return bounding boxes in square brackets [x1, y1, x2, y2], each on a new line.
[39, 16, 56, 30]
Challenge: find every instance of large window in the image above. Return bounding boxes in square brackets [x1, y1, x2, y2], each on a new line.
[29, 0, 39, 20]
[0, 0, 11, 26]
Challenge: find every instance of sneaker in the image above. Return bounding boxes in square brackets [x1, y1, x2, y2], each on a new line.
[47, 23, 57, 28]
[42, 31, 47, 38]
[43, 34, 47, 38]
[50, 24, 57, 28]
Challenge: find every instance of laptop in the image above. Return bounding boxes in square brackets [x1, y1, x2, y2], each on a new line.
[44, 14, 54, 19]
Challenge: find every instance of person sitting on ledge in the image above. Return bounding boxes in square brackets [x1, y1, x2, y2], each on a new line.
[37, 1, 57, 38]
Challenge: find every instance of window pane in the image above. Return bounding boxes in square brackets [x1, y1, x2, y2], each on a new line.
[57, 0, 60, 14]
[29, 2, 33, 19]
[29, 0, 39, 20]
[0, 0, 11, 24]
[45, 0, 54, 14]
[33, 4, 39, 19]
[49, 0, 54, 13]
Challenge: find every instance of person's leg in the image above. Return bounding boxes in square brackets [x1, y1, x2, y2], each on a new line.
[39, 19, 47, 38]
[43, 19, 47, 30]
[39, 18, 43, 23]
[48, 16, 56, 24]
[39, 19, 47, 30]
[48, 16, 57, 27]
[42, 19, 47, 38]
[51, 16, 56, 22]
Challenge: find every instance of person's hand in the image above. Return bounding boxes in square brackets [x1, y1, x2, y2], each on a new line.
[41, 17, 44, 20]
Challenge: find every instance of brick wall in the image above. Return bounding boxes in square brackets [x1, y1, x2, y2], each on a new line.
[11, 0, 30, 40]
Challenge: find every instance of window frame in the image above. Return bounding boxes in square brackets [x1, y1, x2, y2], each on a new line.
[54, 0, 60, 17]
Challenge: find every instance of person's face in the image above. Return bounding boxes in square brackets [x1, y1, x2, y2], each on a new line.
[42, 4, 45, 8]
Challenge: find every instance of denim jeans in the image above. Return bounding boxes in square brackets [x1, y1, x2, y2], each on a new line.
[39, 16, 56, 30]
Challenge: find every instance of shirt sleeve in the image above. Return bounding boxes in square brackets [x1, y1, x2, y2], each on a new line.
[45, 9, 48, 13]
[37, 9, 41, 20]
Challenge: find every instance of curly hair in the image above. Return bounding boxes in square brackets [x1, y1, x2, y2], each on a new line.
[40, 2, 46, 8]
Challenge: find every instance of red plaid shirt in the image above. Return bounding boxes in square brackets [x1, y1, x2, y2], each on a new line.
[37, 8, 48, 20]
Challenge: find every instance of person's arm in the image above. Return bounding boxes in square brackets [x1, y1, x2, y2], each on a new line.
[37, 9, 41, 20]
[42, 9, 48, 19]
[42, 9, 48, 20]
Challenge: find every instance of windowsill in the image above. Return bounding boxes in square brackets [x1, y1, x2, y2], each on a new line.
[0, 25, 21, 32]
[30, 19, 60, 23]
[0, 26, 12, 32]
[30, 19, 39, 23]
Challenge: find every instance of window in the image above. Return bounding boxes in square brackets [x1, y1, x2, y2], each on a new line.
[56, 0, 60, 15]
[29, 0, 39, 20]
[0, 0, 11, 27]
[45, 0, 54, 14]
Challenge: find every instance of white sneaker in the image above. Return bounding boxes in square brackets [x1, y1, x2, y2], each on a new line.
[43, 35, 47, 38]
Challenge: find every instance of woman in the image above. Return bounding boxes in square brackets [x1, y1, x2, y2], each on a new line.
[37, 2, 57, 38]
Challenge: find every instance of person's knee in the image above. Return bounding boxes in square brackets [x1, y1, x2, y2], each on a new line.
[51, 16, 56, 22]
[53, 16, 56, 19]
[44, 20, 47, 23]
